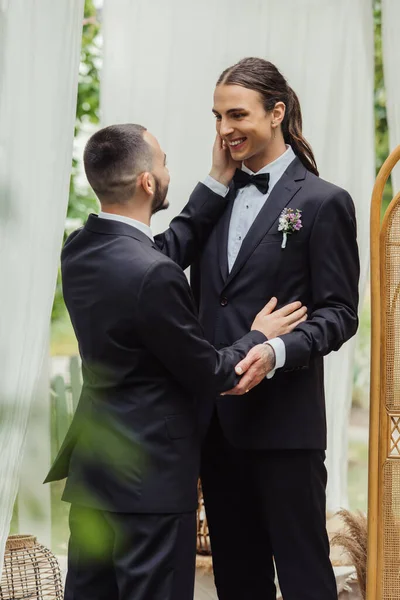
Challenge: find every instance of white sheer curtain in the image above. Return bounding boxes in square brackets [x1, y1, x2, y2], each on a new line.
[17, 352, 51, 547]
[299, 1, 374, 510]
[102, 0, 374, 510]
[382, 0, 400, 194]
[0, 0, 84, 573]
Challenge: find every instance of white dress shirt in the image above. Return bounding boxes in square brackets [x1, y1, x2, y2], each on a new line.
[227, 145, 296, 270]
[98, 211, 154, 241]
[203, 146, 297, 378]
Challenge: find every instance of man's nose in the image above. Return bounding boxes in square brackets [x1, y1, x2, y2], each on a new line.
[219, 120, 234, 137]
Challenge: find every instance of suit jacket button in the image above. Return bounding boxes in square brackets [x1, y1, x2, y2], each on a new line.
[220, 297, 228, 307]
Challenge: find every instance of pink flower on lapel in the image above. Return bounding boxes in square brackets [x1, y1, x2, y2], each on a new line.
[278, 208, 303, 249]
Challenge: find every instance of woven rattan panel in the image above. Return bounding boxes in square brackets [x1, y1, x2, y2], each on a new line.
[384, 202, 400, 411]
[382, 460, 400, 598]
[390, 416, 400, 457]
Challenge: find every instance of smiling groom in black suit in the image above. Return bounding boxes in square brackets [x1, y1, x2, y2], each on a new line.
[188, 58, 360, 600]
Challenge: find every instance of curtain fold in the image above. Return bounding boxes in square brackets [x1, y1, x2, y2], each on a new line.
[0, 0, 84, 572]
[102, 0, 374, 510]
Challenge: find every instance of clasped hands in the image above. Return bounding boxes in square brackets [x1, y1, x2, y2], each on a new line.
[222, 297, 307, 396]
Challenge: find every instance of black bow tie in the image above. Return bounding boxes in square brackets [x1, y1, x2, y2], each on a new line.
[233, 169, 270, 195]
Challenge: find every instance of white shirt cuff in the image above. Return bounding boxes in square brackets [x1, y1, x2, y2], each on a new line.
[264, 337, 286, 379]
[203, 175, 229, 197]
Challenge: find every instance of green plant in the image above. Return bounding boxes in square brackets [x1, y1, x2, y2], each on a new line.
[49, 357, 82, 552]
[50, 357, 82, 460]
[374, 0, 393, 216]
[51, 0, 100, 323]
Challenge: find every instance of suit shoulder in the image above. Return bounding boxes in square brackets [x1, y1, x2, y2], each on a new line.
[141, 251, 186, 283]
[61, 227, 84, 258]
[109, 241, 186, 291]
[64, 227, 83, 245]
[137, 254, 191, 311]
[304, 171, 354, 209]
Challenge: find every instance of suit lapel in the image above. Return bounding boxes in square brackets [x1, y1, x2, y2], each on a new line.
[216, 184, 236, 281]
[224, 157, 306, 288]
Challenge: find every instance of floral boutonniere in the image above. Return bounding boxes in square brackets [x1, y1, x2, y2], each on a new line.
[278, 208, 303, 249]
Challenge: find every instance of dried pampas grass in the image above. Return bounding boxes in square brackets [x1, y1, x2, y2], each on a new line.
[331, 509, 368, 600]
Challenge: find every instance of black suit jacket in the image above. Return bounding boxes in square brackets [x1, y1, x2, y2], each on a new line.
[45, 184, 266, 513]
[188, 158, 360, 450]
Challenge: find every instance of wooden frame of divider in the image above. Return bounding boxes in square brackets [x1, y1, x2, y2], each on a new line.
[367, 145, 400, 600]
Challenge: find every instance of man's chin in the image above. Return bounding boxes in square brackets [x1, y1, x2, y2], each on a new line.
[152, 199, 169, 215]
[159, 199, 169, 212]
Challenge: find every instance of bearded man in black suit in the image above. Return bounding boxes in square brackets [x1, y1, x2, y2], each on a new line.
[46, 122, 306, 600]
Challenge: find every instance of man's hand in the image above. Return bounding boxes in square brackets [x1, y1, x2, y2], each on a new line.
[221, 298, 307, 396]
[209, 133, 240, 187]
[251, 297, 307, 339]
[221, 344, 275, 396]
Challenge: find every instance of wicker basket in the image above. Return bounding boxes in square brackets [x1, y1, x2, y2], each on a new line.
[0, 535, 63, 599]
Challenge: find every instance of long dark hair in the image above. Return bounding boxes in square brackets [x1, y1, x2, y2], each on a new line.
[217, 57, 318, 176]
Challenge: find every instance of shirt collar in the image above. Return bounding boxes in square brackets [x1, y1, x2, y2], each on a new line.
[97, 212, 154, 241]
[241, 145, 296, 184]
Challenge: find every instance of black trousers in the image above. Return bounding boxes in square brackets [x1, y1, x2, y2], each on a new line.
[64, 505, 196, 600]
[201, 414, 337, 600]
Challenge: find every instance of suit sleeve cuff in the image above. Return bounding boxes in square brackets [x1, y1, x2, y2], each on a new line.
[264, 337, 286, 379]
[203, 175, 230, 197]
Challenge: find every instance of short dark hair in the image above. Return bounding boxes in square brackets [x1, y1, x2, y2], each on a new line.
[83, 124, 153, 204]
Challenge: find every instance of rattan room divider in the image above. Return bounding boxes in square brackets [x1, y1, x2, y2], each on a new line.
[368, 145, 400, 599]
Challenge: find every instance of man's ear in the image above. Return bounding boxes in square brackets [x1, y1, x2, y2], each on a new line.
[272, 101, 286, 126]
[138, 172, 154, 197]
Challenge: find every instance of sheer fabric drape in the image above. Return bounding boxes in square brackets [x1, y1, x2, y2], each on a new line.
[0, 0, 84, 573]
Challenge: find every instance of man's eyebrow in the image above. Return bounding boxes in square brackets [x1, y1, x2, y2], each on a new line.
[164, 154, 167, 165]
[212, 108, 246, 115]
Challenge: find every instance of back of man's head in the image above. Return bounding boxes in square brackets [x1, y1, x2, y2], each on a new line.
[84, 124, 153, 205]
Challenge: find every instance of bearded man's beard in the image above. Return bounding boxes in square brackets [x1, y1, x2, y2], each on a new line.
[151, 176, 169, 215]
